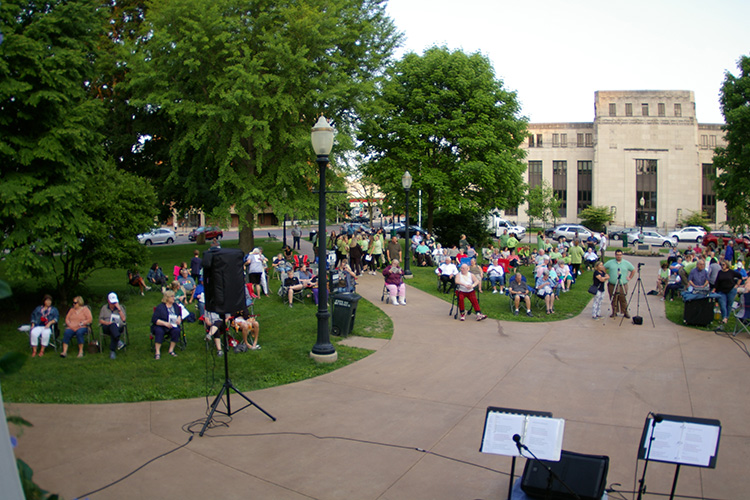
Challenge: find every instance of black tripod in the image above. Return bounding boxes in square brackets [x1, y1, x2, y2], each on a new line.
[199, 321, 275, 436]
[621, 263, 655, 327]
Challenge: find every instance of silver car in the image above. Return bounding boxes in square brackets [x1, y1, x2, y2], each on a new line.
[551, 225, 600, 243]
[138, 228, 176, 245]
[634, 230, 673, 247]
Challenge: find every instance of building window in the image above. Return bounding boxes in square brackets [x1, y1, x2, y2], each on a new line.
[528, 161, 543, 189]
[536, 134, 543, 147]
[585, 133, 593, 147]
[553, 160, 567, 218]
[552, 133, 560, 147]
[701, 135, 708, 148]
[636, 159, 658, 227]
[674, 103, 682, 117]
[528, 135, 535, 148]
[561, 134, 567, 148]
[577, 161, 592, 214]
[577, 133, 584, 147]
[658, 103, 665, 117]
[709, 135, 717, 148]
[702, 163, 716, 223]
[609, 103, 617, 116]
[642, 103, 649, 116]
[505, 206, 518, 216]
[625, 103, 633, 116]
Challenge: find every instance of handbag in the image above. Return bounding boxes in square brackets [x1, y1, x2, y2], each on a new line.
[588, 284, 599, 295]
[87, 336, 100, 354]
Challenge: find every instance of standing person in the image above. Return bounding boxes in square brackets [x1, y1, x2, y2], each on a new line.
[382, 259, 407, 306]
[506, 233, 519, 252]
[603, 249, 636, 318]
[368, 230, 384, 274]
[469, 257, 484, 293]
[591, 261, 609, 319]
[190, 250, 202, 281]
[713, 259, 744, 329]
[455, 264, 487, 321]
[724, 240, 735, 265]
[536, 231, 545, 252]
[458, 234, 469, 252]
[386, 235, 402, 265]
[350, 234, 363, 276]
[569, 239, 584, 276]
[61, 296, 92, 358]
[29, 294, 59, 358]
[599, 232, 608, 255]
[245, 248, 266, 297]
[99, 292, 127, 360]
[291, 223, 302, 251]
[151, 290, 182, 359]
[498, 229, 509, 251]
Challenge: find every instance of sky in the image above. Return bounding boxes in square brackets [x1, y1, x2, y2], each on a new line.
[385, 0, 749, 124]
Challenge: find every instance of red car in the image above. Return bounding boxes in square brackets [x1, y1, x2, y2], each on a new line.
[702, 231, 750, 250]
[188, 226, 224, 241]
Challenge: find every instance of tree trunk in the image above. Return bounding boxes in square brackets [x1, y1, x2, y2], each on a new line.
[238, 209, 256, 255]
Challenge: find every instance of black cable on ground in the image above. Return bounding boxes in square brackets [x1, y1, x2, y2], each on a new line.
[713, 328, 750, 358]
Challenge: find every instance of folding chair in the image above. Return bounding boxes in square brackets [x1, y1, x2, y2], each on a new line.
[732, 292, 750, 337]
[278, 271, 306, 304]
[98, 323, 130, 353]
[149, 306, 187, 352]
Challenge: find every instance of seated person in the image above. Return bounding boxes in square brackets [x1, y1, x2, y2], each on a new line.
[509, 273, 533, 317]
[553, 261, 573, 292]
[446, 245, 459, 263]
[128, 269, 150, 295]
[170, 280, 186, 304]
[536, 271, 556, 315]
[151, 290, 183, 359]
[687, 259, 710, 294]
[435, 257, 459, 292]
[383, 259, 407, 306]
[657, 262, 670, 297]
[61, 295, 92, 358]
[29, 294, 59, 358]
[193, 278, 205, 317]
[177, 268, 196, 302]
[415, 241, 432, 266]
[147, 263, 168, 287]
[535, 249, 550, 266]
[333, 258, 357, 292]
[283, 269, 305, 307]
[468, 258, 484, 293]
[431, 244, 446, 265]
[273, 253, 293, 274]
[486, 259, 505, 294]
[584, 248, 598, 270]
[283, 244, 294, 261]
[465, 245, 477, 260]
[203, 311, 225, 356]
[664, 269, 683, 301]
[99, 292, 127, 360]
[231, 310, 260, 350]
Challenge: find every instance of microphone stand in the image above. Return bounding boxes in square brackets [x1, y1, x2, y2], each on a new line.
[514, 436, 581, 500]
[637, 414, 661, 500]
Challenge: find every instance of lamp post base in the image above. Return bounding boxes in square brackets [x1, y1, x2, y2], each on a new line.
[309, 351, 338, 363]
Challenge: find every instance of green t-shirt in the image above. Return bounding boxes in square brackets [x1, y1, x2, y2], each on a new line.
[569, 245, 584, 264]
[603, 258, 636, 285]
[507, 236, 518, 249]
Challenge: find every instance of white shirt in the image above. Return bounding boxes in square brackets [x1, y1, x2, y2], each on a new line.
[436, 262, 458, 276]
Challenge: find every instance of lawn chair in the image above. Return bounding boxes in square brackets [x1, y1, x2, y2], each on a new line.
[278, 271, 306, 304]
[149, 306, 188, 352]
[732, 292, 750, 337]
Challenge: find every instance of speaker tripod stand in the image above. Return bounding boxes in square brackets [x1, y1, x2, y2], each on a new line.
[199, 321, 275, 437]
[620, 264, 655, 327]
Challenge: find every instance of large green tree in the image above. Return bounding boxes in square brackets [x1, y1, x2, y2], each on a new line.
[126, 0, 400, 252]
[357, 47, 528, 233]
[714, 54, 750, 232]
[0, 0, 157, 300]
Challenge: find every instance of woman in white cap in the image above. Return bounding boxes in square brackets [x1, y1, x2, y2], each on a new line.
[98, 292, 127, 360]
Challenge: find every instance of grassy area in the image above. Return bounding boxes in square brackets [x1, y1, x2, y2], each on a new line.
[0, 239, 392, 404]
[406, 263, 594, 322]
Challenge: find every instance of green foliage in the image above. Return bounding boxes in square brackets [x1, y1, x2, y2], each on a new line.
[0, 0, 157, 301]
[714, 55, 750, 231]
[680, 210, 712, 232]
[0, 352, 26, 377]
[358, 46, 528, 233]
[432, 208, 492, 250]
[579, 206, 615, 233]
[126, 0, 401, 253]
[526, 181, 562, 227]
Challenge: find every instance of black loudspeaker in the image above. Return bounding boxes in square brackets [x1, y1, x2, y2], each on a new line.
[203, 248, 246, 315]
[632, 316, 644, 325]
[521, 450, 609, 500]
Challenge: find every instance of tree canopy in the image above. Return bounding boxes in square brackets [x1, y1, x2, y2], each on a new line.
[357, 46, 528, 233]
[126, 0, 401, 252]
[714, 54, 750, 232]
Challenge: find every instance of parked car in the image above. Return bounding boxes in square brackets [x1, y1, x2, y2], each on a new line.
[395, 225, 425, 238]
[609, 228, 641, 243]
[702, 231, 750, 250]
[349, 215, 370, 224]
[138, 228, 175, 246]
[493, 219, 526, 239]
[550, 225, 600, 243]
[633, 230, 674, 247]
[341, 223, 372, 236]
[382, 222, 406, 234]
[188, 226, 223, 241]
[668, 226, 707, 244]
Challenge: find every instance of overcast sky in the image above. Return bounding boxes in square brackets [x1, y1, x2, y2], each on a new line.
[385, 0, 749, 124]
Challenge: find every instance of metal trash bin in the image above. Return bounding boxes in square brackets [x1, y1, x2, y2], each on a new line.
[330, 293, 361, 337]
[309, 229, 317, 242]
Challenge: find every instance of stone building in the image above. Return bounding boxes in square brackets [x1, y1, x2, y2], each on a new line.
[511, 90, 726, 230]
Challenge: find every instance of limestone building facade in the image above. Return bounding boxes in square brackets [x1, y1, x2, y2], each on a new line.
[512, 90, 726, 230]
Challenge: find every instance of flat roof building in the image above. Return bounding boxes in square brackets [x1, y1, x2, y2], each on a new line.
[512, 90, 726, 230]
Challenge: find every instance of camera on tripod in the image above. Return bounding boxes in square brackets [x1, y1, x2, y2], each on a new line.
[638, 263, 645, 269]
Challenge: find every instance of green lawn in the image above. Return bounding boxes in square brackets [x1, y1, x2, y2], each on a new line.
[406, 263, 594, 322]
[0, 239, 392, 404]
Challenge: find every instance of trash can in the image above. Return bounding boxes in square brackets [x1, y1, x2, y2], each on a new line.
[309, 229, 317, 242]
[330, 292, 361, 337]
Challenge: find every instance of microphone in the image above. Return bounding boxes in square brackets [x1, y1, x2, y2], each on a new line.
[512, 434, 524, 452]
[649, 412, 663, 423]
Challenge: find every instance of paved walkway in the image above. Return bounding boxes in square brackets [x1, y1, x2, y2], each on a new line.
[7, 258, 750, 500]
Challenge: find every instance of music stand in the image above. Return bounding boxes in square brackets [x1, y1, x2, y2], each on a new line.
[479, 406, 563, 500]
[637, 414, 721, 500]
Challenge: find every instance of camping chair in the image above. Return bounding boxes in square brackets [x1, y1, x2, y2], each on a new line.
[732, 292, 750, 337]
[149, 306, 187, 352]
[437, 273, 456, 294]
[98, 323, 130, 353]
[293, 254, 310, 270]
[28, 323, 59, 353]
[278, 271, 306, 304]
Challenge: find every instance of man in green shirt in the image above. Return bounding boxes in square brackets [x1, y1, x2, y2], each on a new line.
[498, 229, 509, 250]
[603, 249, 636, 318]
[569, 240, 584, 276]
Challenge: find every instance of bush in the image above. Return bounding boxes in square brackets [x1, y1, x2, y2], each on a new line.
[432, 208, 492, 249]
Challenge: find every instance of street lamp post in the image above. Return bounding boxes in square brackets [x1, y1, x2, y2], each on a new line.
[639, 196, 645, 235]
[310, 116, 337, 363]
[402, 171, 412, 278]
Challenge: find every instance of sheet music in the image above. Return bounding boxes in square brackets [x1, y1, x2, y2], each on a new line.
[480, 411, 564, 461]
[481, 412, 525, 456]
[525, 416, 564, 461]
[644, 420, 719, 467]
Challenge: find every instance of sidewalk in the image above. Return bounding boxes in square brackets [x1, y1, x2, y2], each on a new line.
[7, 259, 750, 499]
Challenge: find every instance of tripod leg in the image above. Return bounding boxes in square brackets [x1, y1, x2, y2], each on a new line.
[224, 380, 277, 422]
[199, 383, 229, 437]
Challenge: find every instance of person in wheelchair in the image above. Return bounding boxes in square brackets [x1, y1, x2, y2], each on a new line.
[30, 294, 59, 358]
[151, 290, 183, 359]
[435, 256, 458, 293]
[383, 259, 407, 306]
[455, 264, 487, 322]
[509, 272, 533, 317]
